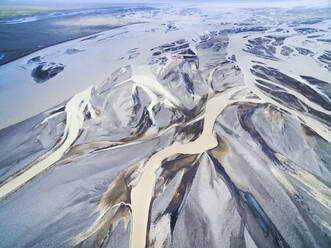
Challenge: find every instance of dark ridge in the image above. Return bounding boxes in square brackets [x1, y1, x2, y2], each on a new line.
[179, 48, 196, 56]
[179, 58, 198, 95]
[152, 51, 161, 56]
[169, 167, 195, 233]
[128, 48, 139, 53]
[318, 51, 331, 71]
[119, 107, 152, 143]
[307, 35, 323, 38]
[197, 40, 213, 49]
[133, 107, 150, 129]
[300, 75, 331, 98]
[220, 26, 268, 34]
[244, 37, 278, 61]
[237, 104, 281, 165]
[250, 68, 270, 81]
[307, 107, 331, 128]
[132, 87, 141, 114]
[160, 42, 176, 48]
[49, 106, 65, 115]
[170, 43, 190, 52]
[256, 84, 331, 127]
[166, 24, 178, 32]
[27, 56, 43, 64]
[251, 60, 266, 65]
[65, 48, 84, 55]
[181, 72, 194, 95]
[207, 152, 238, 192]
[152, 154, 200, 237]
[248, 37, 271, 45]
[162, 69, 180, 81]
[229, 55, 237, 62]
[256, 84, 306, 111]
[176, 119, 204, 143]
[80, 34, 99, 41]
[255, 79, 284, 91]
[252, 65, 331, 111]
[264, 35, 287, 46]
[294, 27, 319, 34]
[295, 47, 313, 55]
[180, 94, 208, 119]
[207, 151, 290, 248]
[280, 46, 294, 56]
[31, 62, 65, 83]
[300, 18, 323, 25]
[128, 52, 140, 60]
[176, 39, 186, 44]
[317, 39, 331, 43]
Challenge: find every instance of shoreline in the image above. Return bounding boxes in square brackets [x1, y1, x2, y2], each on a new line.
[0, 21, 146, 66]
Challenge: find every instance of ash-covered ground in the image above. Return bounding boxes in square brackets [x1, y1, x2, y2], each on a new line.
[0, 2, 330, 248]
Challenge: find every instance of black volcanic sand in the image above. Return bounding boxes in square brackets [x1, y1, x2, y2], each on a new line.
[31, 62, 65, 83]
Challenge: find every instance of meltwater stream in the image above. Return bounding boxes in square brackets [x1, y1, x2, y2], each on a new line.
[129, 34, 331, 248]
[129, 85, 262, 248]
[227, 34, 331, 143]
[0, 87, 95, 200]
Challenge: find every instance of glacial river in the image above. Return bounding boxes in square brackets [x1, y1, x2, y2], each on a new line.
[0, 32, 330, 248]
[129, 33, 331, 248]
